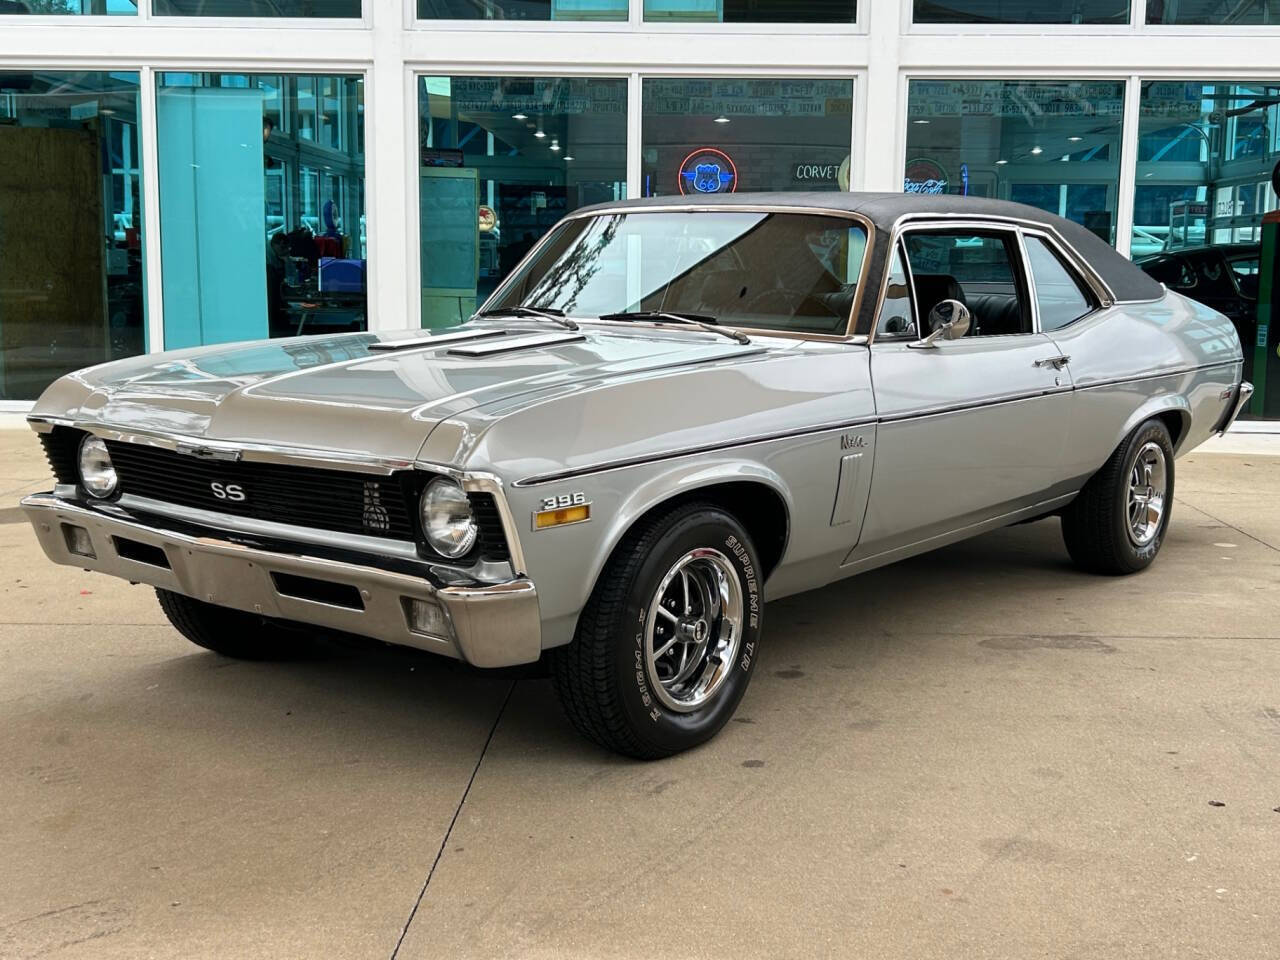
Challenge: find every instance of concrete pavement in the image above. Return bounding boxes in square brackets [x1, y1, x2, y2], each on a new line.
[1, 429, 1277, 959]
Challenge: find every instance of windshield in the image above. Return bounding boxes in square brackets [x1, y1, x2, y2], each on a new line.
[487, 211, 869, 336]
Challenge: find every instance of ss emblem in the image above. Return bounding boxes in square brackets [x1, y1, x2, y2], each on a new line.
[540, 491, 586, 511]
[210, 482, 246, 502]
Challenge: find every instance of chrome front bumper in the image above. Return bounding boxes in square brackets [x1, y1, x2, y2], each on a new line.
[20, 493, 542, 668]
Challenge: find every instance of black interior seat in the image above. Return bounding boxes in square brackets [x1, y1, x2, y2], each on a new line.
[966, 293, 1024, 336]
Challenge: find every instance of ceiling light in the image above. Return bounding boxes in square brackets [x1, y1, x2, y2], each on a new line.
[534, 129, 546, 139]
[512, 112, 528, 120]
[1067, 135, 1083, 142]
[1030, 146, 1043, 155]
[564, 155, 575, 161]
[995, 159, 1009, 165]
[549, 140, 561, 152]
[713, 115, 730, 124]
[912, 119, 930, 124]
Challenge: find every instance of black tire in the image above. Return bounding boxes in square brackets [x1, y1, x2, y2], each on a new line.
[155, 589, 317, 660]
[1061, 418, 1175, 575]
[549, 502, 764, 760]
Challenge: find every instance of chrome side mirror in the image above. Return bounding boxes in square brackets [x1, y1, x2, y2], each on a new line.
[914, 299, 971, 348]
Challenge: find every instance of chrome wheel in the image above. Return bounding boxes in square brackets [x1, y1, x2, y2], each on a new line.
[644, 548, 744, 713]
[1126, 441, 1167, 547]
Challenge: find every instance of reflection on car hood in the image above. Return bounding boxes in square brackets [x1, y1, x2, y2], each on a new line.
[33, 324, 769, 465]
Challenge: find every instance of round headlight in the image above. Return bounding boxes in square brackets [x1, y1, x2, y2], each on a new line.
[420, 478, 477, 558]
[78, 436, 118, 499]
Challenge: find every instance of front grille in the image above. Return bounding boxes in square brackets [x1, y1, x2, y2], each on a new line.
[469, 494, 511, 563]
[39, 428, 81, 485]
[39, 428, 512, 564]
[105, 440, 418, 541]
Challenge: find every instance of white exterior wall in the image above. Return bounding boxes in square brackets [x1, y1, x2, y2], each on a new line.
[1, 0, 1278, 409]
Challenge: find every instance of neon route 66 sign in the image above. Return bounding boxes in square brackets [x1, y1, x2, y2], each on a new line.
[678, 147, 738, 195]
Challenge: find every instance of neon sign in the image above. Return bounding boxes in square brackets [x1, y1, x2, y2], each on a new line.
[904, 157, 948, 195]
[678, 147, 738, 195]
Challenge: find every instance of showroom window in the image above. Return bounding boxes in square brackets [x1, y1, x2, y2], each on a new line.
[1146, 0, 1278, 24]
[0, 0, 134, 12]
[0, 71, 145, 400]
[152, 0, 358, 15]
[641, 77, 854, 197]
[1129, 80, 1279, 397]
[155, 72, 366, 348]
[417, 76, 626, 327]
[914, 0, 1127, 23]
[643, 0, 856, 22]
[417, 0, 625, 20]
[904, 79, 1124, 243]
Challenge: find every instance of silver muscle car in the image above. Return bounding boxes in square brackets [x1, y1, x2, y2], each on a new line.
[21, 193, 1253, 758]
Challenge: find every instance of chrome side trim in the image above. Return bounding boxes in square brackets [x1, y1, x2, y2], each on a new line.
[517, 359, 1239, 487]
[840, 493, 1078, 573]
[876, 385, 1073, 424]
[515, 416, 879, 487]
[1074, 359, 1240, 392]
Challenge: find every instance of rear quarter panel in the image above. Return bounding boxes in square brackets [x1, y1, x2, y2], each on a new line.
[1046, 291, 1242, 486]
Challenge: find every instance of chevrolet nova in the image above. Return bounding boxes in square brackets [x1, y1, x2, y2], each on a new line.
[21, 193, 1253, 758]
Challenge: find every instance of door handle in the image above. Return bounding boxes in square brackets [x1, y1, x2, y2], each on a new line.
[1034, 355, 1071, 370]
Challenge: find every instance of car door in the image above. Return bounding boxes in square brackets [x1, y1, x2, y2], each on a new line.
[848, 223, 1072, 565]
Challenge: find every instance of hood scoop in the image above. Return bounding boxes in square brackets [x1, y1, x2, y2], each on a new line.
[367, 329, 507, 352]
[447, 331, 585, 357]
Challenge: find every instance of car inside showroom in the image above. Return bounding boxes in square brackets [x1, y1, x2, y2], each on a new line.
[1, 0, 1278, 957]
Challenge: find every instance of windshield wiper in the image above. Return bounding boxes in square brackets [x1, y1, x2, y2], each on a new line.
[597, 311, 750, 345]
[473, 305, 579, 331]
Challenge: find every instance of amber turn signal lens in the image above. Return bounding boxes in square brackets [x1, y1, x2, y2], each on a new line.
[533, 504, 590, 529]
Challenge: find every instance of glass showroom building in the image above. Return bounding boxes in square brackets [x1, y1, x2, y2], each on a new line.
[2, 0, 1278, 416]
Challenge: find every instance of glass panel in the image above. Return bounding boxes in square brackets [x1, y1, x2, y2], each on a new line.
[905, 80, 1124, 244]
[903, 231, 1030, 336]
[644, 0, 855, 22]
[876, 246, 917, 338]
[1025, 235, 1092, 330]
[0, 71, 146, 400]
[156, 73, 367, 346]
[152, 0, 358, 16]
[641, 78, 854, 197]
[0, 0, 135, 13]
[1130, 81, 1280, 413]
[417, 75, 627, 328]
[490, 211, 869, 336]
[914, 0, 1126, 23]
[1146, 0, 1278, 24]
[418, 0, 626, 20]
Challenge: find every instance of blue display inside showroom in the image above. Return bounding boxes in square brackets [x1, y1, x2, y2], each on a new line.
[157, 87, 268, 349]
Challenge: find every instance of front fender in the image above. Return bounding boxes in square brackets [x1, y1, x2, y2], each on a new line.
[515, 457, 793, 650]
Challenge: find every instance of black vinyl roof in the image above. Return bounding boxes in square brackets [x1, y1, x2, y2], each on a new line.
[577, 191, 1166, 308]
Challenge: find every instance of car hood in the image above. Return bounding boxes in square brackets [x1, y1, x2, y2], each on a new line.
[32, 324, 771, 465]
